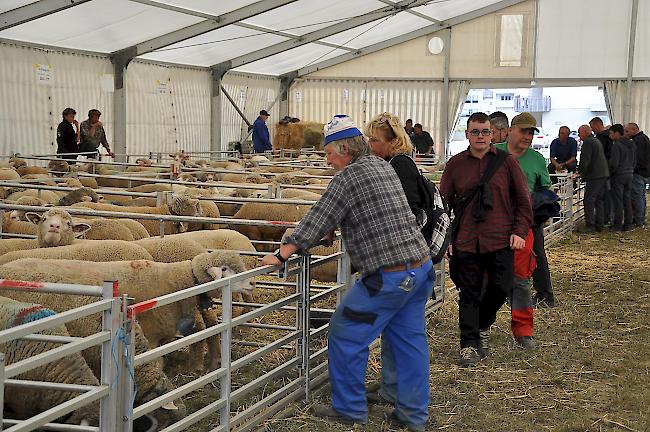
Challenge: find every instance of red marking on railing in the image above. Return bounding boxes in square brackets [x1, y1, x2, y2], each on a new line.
[128, 299, 157, 319]
[269, 221, 293, 225]
[112, 281, 119, 298]
[0, 280, 45, 290]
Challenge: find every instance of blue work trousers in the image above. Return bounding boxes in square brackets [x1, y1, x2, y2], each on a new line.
[328, 260, 434, 426]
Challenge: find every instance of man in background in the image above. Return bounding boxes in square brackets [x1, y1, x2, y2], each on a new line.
[608, 124, 636, 231]
[410, 123, 435, 156]
[404, 118, 415, 136]
[56, 107, 79, 161]
[548, 126, 578, 183]
[590, 117, 614, 224]
[252, 109, 272, 153]
[624, 122, 649, 227]
[79, 109, 112, 159]
[489, 112, 509, 145]
[575, 124, 609, 232]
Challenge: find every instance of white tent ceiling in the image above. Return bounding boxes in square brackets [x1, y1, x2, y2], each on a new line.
[0, 0, 509, 75]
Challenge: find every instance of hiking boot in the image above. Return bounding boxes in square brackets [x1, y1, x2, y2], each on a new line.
[515, 336, 537, 350]
[383, 410, 428, 432]
[366, 388, 392, 405]
[459, 347, 481, 367]
[311, 404, 364, 425]
[478, 329, 490, 358]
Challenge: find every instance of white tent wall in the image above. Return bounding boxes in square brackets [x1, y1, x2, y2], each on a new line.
[535, 0, 632, 80]
[289, 78, 469, 156]
[0, 42, 113, 157]
[221, 72, 280, 149]
[125, 62, 210, 157]
[604, 80, 650, 129]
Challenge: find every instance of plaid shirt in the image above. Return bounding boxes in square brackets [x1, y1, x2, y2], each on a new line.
[286, 155, 429, 274]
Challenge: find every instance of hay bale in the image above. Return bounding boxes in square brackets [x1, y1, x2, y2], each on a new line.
[273, 121, 324, 151]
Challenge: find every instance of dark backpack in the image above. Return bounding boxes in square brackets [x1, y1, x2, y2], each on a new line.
[391, 155, 452, 265]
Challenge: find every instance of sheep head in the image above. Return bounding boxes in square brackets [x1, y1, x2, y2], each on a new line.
[168, 196, 201, 233]
[9, 196, 50, 221]
[8, 157, 26, 169]
[25, 208, 91, 247]
[191, 251, 255, 297]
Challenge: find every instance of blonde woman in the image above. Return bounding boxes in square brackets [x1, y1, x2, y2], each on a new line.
[365, 112, 435, 430]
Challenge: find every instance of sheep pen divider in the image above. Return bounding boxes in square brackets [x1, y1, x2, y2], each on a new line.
[0, 279, 128, 432]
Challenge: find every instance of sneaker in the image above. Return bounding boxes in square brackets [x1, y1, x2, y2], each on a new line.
[459, 347, 481, 367]
[515, 336, 536, 349]
[311, 404, 364, 425]
[479, 329, 490, 358]
[383, 410, 428, 432]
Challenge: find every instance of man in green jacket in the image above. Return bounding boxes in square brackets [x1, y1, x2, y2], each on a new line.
[575, 125, 610, 232]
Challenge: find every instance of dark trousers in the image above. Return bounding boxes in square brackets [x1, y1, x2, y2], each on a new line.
[611, 174, 634, 228]
[532, 224, 554, 303]
[583, 178, 608, 229]
[455, 248, 513, 349]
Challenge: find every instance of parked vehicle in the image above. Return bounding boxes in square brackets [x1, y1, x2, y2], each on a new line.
[532, 128, 550, 150]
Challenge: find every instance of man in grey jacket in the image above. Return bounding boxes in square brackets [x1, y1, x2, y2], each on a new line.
[608, 124, 636, 231]
[576, 125, 609, 232]
[624, 123, 649, 227]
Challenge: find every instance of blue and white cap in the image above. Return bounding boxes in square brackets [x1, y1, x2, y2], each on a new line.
[324, 114, 363, 145]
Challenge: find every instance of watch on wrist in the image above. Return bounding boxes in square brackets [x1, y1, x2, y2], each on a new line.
[273, 249, 287, 263]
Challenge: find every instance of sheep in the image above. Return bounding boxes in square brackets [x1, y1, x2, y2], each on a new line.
[18, 166, 50, 177]
[177, 173, 197, 183]
[74, 218, 135, 241]
[0, 239, 38, 257]
[57, 187, 101, 206]
[0, 289, 186, 427]
[231, 202, 310, 251]
[133, 236, 206, 263]
[24, 208, 90, 247]
[6, 189, 61, 205]
[0, 297, 99, 426]
[279, 188, 323, 201]
[62, 177, 84, 188]
[0, 240, 154, 265]
[73, 195, 202, 236]
[136, 158, 154, 166]
[47, 159, 70, 176]
[8, 196, 49, 221]
[188, 199, 221, 231]
[0, 251, 255, 371]
[0, 167, 20, 181]
[173, 229, 258, 270]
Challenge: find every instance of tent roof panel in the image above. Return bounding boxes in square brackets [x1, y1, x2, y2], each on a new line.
[319, 13, 432, 49]
[139, 25, 289, 67]
[414, 0, 506, 21]
[0, 0, 203, 52]
[1, 1, 38, 14]
[144, 0, 261, 16]
[233, 43, 349, 75]
[240, 0, 384, 36]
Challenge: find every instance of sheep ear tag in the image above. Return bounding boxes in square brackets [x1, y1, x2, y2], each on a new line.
[207, 267, 223, 280]
[161, 402, 179, 411]
[72, 223, 92, 238]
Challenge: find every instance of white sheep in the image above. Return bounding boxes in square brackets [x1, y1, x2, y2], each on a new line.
[0, 296, 99, 426]
[1, 251, 254, 371]
[0, 289, 186, 427]
[73, 195, 202, 236]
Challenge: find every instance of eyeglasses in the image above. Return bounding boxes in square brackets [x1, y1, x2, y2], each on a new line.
[468, 129, 492, 137]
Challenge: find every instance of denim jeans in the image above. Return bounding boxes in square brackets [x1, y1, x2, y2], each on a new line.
[611, 174, 634, 228]
[631, 174, 648, 225]
[328, 260, 434, 426]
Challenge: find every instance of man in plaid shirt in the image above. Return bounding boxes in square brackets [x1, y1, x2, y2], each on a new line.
[262, 115, 434, 431]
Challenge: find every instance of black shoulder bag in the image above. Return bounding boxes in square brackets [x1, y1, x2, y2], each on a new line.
[448, 149, 509, 284]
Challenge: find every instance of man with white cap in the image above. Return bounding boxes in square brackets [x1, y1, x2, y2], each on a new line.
[262, 115, 434, 431]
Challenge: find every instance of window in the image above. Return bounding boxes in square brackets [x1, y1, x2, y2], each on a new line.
[499, 94, 513, 101]
[497, 14, 526, 67]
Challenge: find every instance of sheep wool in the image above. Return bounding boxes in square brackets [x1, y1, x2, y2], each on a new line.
[0, 240, 154, 265]
[0, 297, 100, 425]
[57, 187, 101, 206]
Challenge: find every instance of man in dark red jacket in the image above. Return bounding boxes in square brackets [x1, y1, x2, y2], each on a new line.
[440, 112, 533, 367]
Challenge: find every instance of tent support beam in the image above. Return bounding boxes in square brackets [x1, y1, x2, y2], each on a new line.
[211, 65, 231, 159]
[624, 0, 639, 123]
[279, 72, 298, 121]
[113, 0, 299, 59]
[210, 0, 432, 70]
[441, 28, 451, 158]
[0, 0, 91, 31]
[292, 0, 527, 77]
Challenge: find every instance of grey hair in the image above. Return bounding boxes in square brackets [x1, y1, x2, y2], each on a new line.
[325, 135, 370, 159]
[490, 116, 509, 130]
